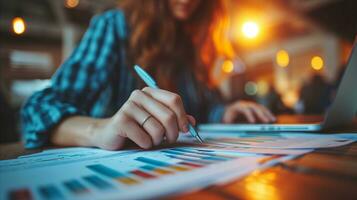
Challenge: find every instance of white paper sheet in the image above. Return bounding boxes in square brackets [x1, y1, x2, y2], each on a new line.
[1, 132, 354, 200]
[181, 132, 356, 149]
[0, 145, 282, 200]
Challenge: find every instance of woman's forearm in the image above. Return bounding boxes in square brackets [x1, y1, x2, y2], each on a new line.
[50, 116, 107, 147]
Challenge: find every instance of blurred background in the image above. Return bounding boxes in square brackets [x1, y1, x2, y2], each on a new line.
[0, 0, 356, 143]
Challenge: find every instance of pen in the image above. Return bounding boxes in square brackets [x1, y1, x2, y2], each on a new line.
[134, 65, 204, 143]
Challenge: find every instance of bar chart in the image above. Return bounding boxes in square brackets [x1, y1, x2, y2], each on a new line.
[1, 135, 351, 199]
[3, 146, 260, 200]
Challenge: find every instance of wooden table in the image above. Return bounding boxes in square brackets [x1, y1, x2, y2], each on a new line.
[1, 115, 357, 199]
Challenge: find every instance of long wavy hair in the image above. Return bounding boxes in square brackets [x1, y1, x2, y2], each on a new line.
[119, 0, 233, 90]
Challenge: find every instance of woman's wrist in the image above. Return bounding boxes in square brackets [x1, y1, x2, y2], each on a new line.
[87, 118, 110, 147]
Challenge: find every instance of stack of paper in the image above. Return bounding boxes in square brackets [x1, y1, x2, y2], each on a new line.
[0, 132, 355, 200]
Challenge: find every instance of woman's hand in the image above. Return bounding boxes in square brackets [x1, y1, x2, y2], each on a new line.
[222, 100, 275, 124]
[91, 87, 195, 150]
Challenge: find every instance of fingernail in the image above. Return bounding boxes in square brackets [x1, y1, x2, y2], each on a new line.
[182, 124, 189, 133]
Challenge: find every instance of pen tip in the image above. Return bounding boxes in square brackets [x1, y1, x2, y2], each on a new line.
[196, 136, 204, 144]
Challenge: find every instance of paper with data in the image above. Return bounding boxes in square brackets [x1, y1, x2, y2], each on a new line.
[187, 132, 356, 149]
[1, 133, 354, 200]
[0, 145, 280, 200]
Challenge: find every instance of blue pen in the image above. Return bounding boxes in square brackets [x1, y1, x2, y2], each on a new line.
[134, 65, 204, 143]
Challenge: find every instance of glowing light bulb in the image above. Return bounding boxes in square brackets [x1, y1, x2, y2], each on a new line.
[65, 0, 79, 8]
[222, 60, 234, 73]
[242, 21, 259, 39]
[311, 56, 324, 71]
[276, 50, 289, 68]
[12, 17, 26, 35]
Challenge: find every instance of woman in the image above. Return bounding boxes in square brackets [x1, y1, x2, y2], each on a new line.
[21, 0, 275, 150]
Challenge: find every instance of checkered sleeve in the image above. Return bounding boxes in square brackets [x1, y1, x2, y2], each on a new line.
[20, 10, 125, 148]
[204, 87, 226, 123]
[207, 103, 225, 123]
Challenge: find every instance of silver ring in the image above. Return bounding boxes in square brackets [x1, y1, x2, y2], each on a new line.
[141, 115, 152, 127]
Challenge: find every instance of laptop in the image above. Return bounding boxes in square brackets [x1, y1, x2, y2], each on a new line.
[199, 38, 357, 133]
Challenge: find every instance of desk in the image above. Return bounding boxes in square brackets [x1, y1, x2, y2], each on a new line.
[1, 115, 357, 199]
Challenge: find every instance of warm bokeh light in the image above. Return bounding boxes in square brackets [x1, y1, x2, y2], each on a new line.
[311, 56, 324, 71]
[243, 171, 279, 200]
[242, 21, 260, 39]
[276, 50, 289, 68]
[222, 60, 234, 73]
[282, 91, 299, 108]
[65, 0, 79, 8]
[245, 81, 258, 96]
[257, 80, 269, 97]
[12, 17, 26, 35]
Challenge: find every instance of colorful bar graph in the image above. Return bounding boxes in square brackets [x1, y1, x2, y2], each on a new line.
[87, 164, 124, 178]
[87, 164, 139, 185]
[170, 148, 233, 160]
[166, 154, 213, 165]
[8, 188, 32, 200]
[136, 157, 191, 172]
[164, 149, 230, 162]
[38, 185, 64, 199]
[178, 162, 203, 168]
[83, 175, 114, 190]
[131, 170, 156, 179]
[168, 165, 190, 171]
[162, 150, 201, 158]
[140, 165, 173, 175]
[194, 149, 215, 152]
[135, 157, 169, 167]
[63, 179, 89, 194]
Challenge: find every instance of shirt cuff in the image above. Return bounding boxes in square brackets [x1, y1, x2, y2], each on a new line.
[207, 104, 225, 123]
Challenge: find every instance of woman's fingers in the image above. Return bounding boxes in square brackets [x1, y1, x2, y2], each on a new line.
[248, 106, 269, 123]
[240, 108, 256, 123]
[223, 101, 275, 124]
[247, 104, 275, 123]
[142, 87, 189, 132]
[187, 115, 196, 126]
[122, 120, 152, 149]
[121, 100, 165, 146]
[258, 105, 276, 122]
[129, 89, 179, 143]
[222, 107, 236, 123]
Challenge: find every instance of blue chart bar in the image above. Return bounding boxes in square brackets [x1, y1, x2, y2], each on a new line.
[202, 156, 228, 161]
[63, 179, 89, 194]
[135, 157, 170, 167]
[170, 148, 217, 156]
[171, 148, 220, 157]
[38, 185, 64, 199]
[140, 165, 156, 170]
[168, 149, 230, 161]
[83, 175, 114, 190]
[87, 164, 124, 178]
[166, 154, 212, 165]
[195, 149, 215, 152]
[161, 150, 186, 155]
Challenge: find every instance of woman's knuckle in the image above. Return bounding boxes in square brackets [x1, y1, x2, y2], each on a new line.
[154, 127, 165, 141]
[130, 89, 142, 99]
[169, 94, 181, 105]
[163, 112, 175, 124]
[153, 124, 165, 136]
[142, 87, 151, 92]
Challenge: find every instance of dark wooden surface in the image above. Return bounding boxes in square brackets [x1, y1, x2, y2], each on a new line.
[1, 115, 357, 200]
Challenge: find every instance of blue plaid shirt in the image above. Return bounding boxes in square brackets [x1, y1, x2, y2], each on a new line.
[21, 10, 225, 149]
